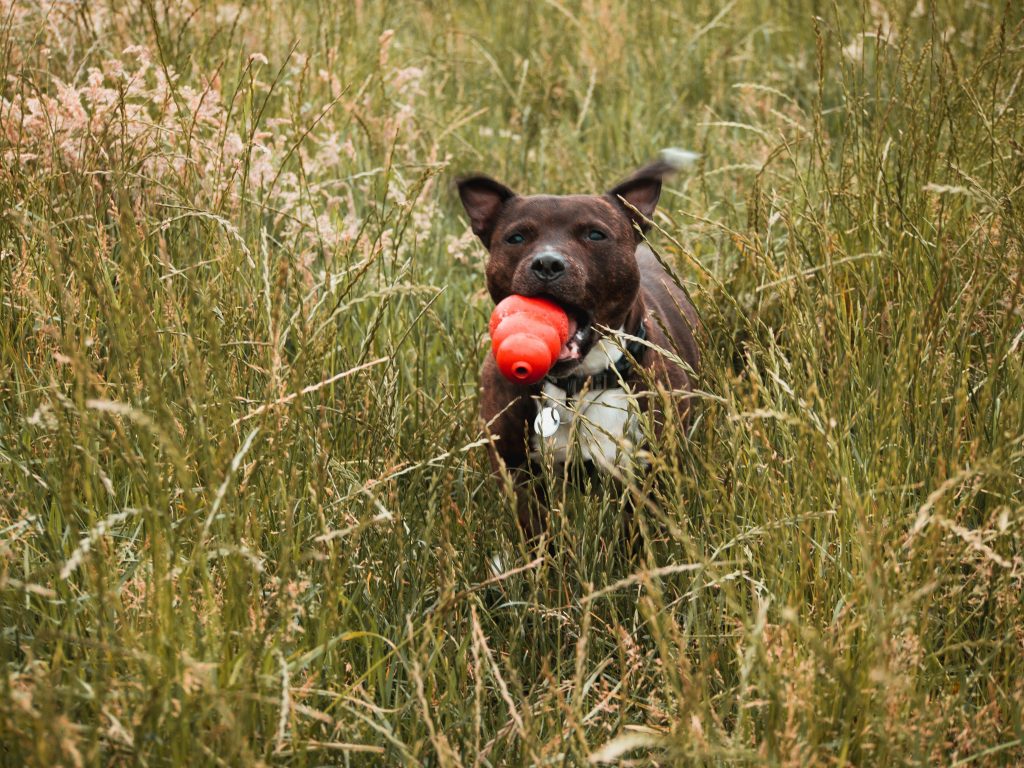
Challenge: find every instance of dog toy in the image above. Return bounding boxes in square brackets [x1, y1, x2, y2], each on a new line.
[489, 295, 569, 384]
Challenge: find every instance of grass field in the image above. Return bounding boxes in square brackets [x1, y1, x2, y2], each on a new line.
[2, 0, 1023, 764]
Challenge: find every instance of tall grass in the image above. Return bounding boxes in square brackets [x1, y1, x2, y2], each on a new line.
[1, 0, 1022, 764]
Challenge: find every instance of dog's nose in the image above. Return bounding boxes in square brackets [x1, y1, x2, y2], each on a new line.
[530, 251, 566, 282]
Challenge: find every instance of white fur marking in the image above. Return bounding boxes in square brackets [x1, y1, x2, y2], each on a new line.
[578, 327, 625, 375]
[488, 552, 506, 577]
[529, 379, 641, 468]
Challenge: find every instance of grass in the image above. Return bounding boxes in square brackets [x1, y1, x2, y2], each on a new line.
[1, 0, 1022, 764]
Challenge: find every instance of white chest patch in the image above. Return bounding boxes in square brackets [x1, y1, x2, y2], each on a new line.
[529, 380, 642, 468]
[578, 330, 625, 375]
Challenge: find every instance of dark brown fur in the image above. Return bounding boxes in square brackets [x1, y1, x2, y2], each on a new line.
[458, 161, 700, 536]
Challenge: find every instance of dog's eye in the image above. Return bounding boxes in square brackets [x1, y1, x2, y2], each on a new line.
[505, 233, 525, 245]
[587, 229, 607, 241]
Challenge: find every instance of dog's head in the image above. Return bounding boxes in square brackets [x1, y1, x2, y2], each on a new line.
[458, 160, 675, 376]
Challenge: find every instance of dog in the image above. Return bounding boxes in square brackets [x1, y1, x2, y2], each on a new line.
[457, 154, 700, 538]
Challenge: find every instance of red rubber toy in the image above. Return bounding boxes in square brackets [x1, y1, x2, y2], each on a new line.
[489, 295, 570, 385]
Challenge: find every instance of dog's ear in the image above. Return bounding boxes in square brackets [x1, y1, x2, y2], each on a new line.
[606, 159, 677, 236]
[457, 175, 517, 248]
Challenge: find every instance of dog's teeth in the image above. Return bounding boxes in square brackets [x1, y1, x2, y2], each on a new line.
[558, 338, 580, 361]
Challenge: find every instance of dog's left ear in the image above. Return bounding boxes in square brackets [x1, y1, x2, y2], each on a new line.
[457, 175, 517, 248]
[606, 159, 676, 237]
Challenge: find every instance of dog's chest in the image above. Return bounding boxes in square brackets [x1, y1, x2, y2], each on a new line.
[529, 381, 641, 467]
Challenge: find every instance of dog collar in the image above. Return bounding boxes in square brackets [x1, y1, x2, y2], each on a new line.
[545, 320, 648, 397]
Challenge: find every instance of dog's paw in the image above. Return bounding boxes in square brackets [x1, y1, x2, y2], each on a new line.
[487, 551, 507, 577]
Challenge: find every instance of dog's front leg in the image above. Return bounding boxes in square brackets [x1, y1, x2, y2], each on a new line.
[480, 358, 549, 541]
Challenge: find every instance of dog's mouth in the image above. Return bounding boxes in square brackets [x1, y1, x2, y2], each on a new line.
[559, 312, 591, 361]
[543, 300, 594, 374]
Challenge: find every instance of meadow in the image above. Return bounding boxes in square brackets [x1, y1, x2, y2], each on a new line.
[1, 0, 1022, 764]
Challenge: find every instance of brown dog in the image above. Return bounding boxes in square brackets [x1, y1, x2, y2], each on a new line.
[458, 156, 700, 537]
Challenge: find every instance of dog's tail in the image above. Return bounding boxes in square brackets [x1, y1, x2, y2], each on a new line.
[659, 147, 701, 172]
[614, 147, 700, 190]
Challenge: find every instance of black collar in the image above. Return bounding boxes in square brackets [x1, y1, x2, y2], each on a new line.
[546, 319, 647, 397]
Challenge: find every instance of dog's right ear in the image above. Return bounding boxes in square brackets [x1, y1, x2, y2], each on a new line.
[605, 149, 697, 237]
[457, 176, 516, 248]
[606, 160, 675, 237]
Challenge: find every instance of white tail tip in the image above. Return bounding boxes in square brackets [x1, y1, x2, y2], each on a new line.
[659, 147, 701, 170]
